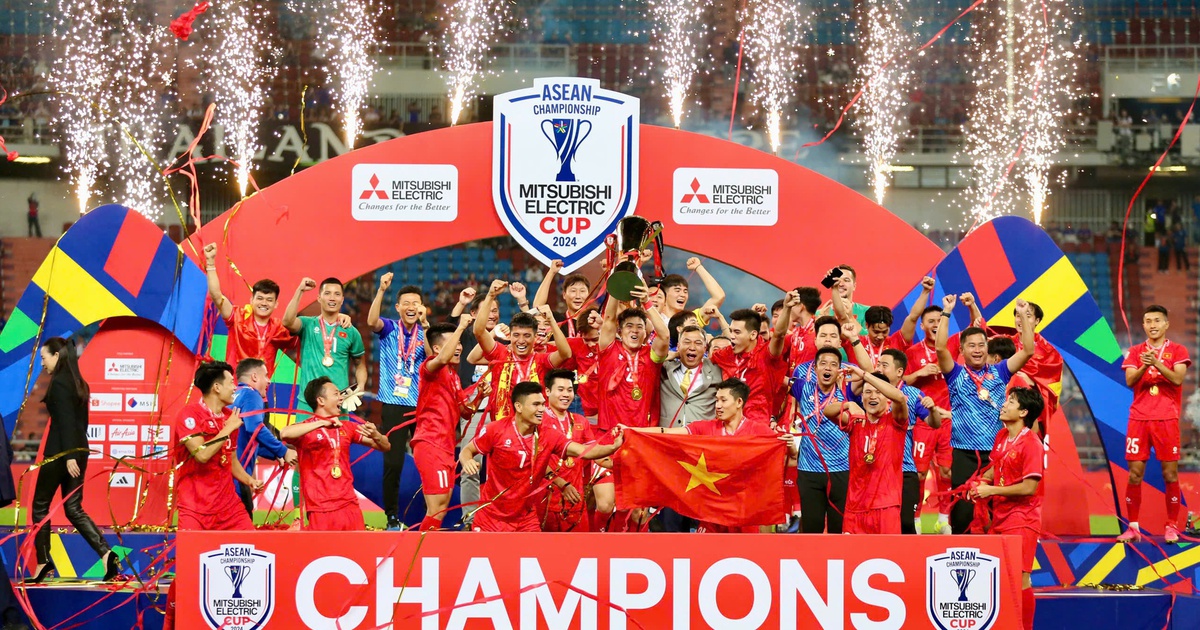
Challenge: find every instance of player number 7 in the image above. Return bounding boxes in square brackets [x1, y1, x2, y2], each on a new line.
[1125, 437, 1140, 455]
[518, 451, 527, 468]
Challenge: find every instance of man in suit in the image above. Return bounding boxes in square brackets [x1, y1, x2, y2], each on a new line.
[659, 325, 724, 429]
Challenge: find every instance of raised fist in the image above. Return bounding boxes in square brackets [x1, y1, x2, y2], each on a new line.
[203, 242, 217, 262]
[459, 287, 477, 305]
[299, 277, 317, 292]
[686, 257, 702, 271]
[379, 272, 393, 292]
[488, 279, 508, 298]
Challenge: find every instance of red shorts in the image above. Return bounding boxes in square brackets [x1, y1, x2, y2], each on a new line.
[1125, 419, 1180, 462]
[178, 507, 253, 531]
[844, 507, 901, 534]
[413, 445, 455, 495]
[995, 525, 1039, 573]
[542, 504, 589, 532]
[307, 505, 364, 531]
[473, 508, 540, 532]
[592, 466, 614, 485]
[914, 419, 952, 473]
[696, 522, 760, 533]
[784, 474, 800, 511]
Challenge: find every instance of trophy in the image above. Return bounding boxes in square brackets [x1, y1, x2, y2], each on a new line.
[606, 216, 664, 302]
[225, 564, 251, 599]
[540, 118, 593, 182]
[951, 568, 975, 602]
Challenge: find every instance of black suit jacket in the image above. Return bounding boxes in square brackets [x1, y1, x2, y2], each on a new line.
[43, 370, 89, 462]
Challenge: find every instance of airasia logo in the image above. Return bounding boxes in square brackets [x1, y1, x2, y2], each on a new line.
[359, 174, 388, 200]
[679, 178, 710, 203]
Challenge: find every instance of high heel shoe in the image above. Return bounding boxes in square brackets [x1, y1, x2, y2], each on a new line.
[27, 561, 54, 584]
[102, 551, 121, 582]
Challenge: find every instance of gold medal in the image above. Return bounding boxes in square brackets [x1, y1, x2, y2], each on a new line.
[631, 385, 643, 401]
[578, 374, 588, 384]
[322, 355, 335, 368]
[1150, 385, 1160, 396]
[977, 388, 990, 402]
[331, 465, 342, 479]
[864, 453, 875, 464]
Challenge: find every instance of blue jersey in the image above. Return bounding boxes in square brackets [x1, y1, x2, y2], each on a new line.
[231, 385, 288, 495]
[789, 361, 850, 473]
[375, 319, 427, 407]
[946, 361, 1013, 451]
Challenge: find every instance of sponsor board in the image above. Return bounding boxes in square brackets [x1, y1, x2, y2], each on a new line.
[927, 547, 1002, 630]
[108, 425, 139, 442]
[176, 533, 1021, 629]
[199, 544, 276, 630]
[109, 472, 136, 488]
[351, 164, 458, 222]
[104, 358, 145, 381]
[86, 425, 105, 441]
[142, 424, 170, 442]
[109, 444, 137, 460]
[89, 393, 124, 413]
[672, 167, 779, 226]
[124, 394, 158, 413]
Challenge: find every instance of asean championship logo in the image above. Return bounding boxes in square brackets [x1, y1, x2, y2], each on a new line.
[200, 544, 275, 630]
[926, 547, 1000, 630]
[493, 77, 639, 273]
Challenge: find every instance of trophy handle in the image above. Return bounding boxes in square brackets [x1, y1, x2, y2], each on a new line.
[540, 119, 558, 149]
[575, 120, 593, 150]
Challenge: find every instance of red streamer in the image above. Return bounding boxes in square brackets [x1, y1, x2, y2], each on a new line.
[169, 2, 210, 41]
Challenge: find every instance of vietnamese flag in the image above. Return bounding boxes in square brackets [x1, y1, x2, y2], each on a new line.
[614, 431, 787, 527]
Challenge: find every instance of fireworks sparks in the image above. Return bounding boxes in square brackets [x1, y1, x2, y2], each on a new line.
[315, 0, 378, 146]
[857, 0, 913, 205]
[741, 0, 807, 154]
[962, 0, 1077, 225]
[649, 0, 711, 128]
[442, 0, 507, 125]
[111, 4, 173, 220]
[50, 0, 108, 214]
[205, 0, 270, 197]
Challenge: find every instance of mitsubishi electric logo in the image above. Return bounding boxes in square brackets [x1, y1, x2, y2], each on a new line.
[351, 164, 459, 222]
[359, 174, 389, 200]
[679, 178, 710, 203]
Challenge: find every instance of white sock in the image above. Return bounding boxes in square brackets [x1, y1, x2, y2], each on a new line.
[937, 513, 949, 525]
[914, 518, 922, 533]
[1129, 522, 1140, 530]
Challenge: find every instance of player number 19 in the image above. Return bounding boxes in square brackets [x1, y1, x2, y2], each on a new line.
[1125, 437, 1140, 455]
[914, 443, 926, 458]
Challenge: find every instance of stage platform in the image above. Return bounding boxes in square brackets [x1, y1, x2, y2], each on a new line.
[2, 529, 1198, 629]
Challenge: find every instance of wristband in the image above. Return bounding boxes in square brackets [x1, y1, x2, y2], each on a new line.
[940, 312, 952, 318]
[850, 339, 861, 346]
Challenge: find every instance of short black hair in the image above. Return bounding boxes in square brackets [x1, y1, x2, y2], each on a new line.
[469, 294, 487, 314]
[795, 287, 821, 315]
[771, 299, 785, 315]
[1010, 386, 1045, 428]
[715, 378, 750, 404]
[729, 308, 762, 331]
[510, 312, 538, 332]
[958, 326, 987, 345]
[575, 306, 600, 332]
[988, 337, 1016, 360]
[511, 381, 545, 407]
[563, 273, 590, 291]
[921, 305, 943, 318]
[660, 274, 688, 292]
[837, 264, 857, 280]
[1145, 304, 1169, 318]
[395, 285, 423, 302]
[318, 277, 343, 292]
[668, 311, 694, 346]
[707, 336, 730, 351]
[618, 307, 647, 327]
[1016, 301, 1043, 321]
[865, 306, 893, 327]
[813, 315, 840, 337]
[251, 279, 280, 298]
[194, 361, 233, 394]
[543, 368, 576, 390]
[426, 322, 457, 347]
[304, 376, 335, 411]
[815, 346, 842, 364]
[881, 348, 907, 371]
[235, 358, 266, 380]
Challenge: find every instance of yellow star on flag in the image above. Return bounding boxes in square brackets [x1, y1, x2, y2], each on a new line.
[677, 453, 730, 494]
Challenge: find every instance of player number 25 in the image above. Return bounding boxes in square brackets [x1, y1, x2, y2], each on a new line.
[1125, 437, 1140, 455]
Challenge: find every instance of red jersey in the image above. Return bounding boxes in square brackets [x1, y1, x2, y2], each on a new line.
[542, 409, 595, 494]
[1122, 340, 1191, 420]
[173, 402, 243, 517]
[988, 427, 1044, 530]
[785, 322, 817, 368]
[286, 419, 360, 513]
[686, 418, 778, 437]
[843, 411, 906, 511]
[411, 359, 466, 454]
[845, 331, 911, 367]
[710, 340, 787, 424]
[472, 419, 571, 518]
[905, 341, 950, 409]
[596, 342, 663, 430]
[482, 343, 556, 421]
[223, 306, 295, 376]
[562, 336, 600, 416]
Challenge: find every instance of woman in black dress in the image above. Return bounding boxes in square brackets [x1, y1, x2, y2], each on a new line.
[29, 337, 118, 582]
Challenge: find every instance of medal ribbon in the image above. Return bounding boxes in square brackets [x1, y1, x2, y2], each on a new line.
[863, 335, 885, 366]
[398, 321, 422, 374]
[321, 424, 342, 474]
[318, 316, 337, 360]
[964, 364, 991, 396]
[625, 349, 640, 385]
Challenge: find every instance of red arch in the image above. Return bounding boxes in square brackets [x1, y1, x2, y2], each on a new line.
[191, 123, 943, 304]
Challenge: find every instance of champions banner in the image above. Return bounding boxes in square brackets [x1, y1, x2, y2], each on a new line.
[175, 532, 1023, 630]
